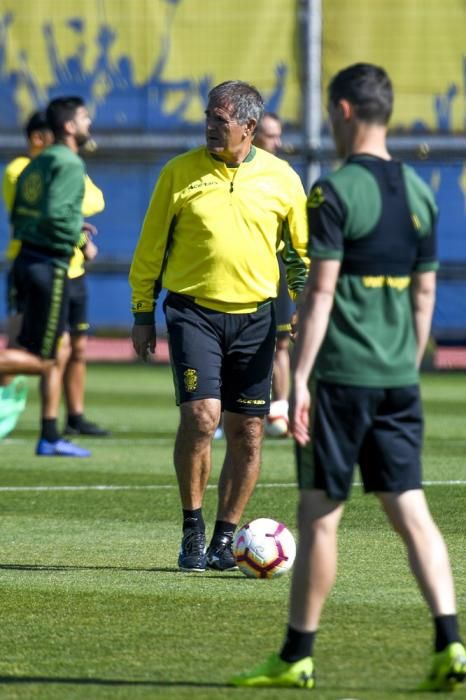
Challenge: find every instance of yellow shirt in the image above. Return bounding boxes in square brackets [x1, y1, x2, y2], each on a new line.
[68, 175, 105, 278]
[2, 156, 30, 262]
[2, 157, 104, 277]
[130, 146, 309, 317]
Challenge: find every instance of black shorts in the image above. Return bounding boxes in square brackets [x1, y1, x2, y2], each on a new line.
[164, 293, 276, 415]
[67, 275, 89, 335]
[6, 265, 18, 315]
[275, 257, 294, 335]
[296, 381, 423, 500]
[12, 247, 69, 360]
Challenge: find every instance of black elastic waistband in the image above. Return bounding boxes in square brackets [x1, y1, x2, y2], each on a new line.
[166, 292, 273, 311]
[21, 241, 69, 263]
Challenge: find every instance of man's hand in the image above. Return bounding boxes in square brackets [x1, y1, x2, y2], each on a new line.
[83, 238, 98, 261]
[289, 379, 311, 446]
[131, 324, 156, 361]
[82, 221, 98, 238]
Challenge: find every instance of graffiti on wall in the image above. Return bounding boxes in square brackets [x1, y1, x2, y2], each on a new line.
[0, 0, 298, 130]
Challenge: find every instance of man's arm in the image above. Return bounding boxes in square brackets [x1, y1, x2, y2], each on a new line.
[280, 170, 310, 299]
[411, 270, 436, 369]
[290, 258, 341, 446]
[46, 158, 85, 243]
[129, 166, 176, 359]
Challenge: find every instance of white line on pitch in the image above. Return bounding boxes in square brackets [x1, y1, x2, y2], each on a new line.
[0, 481, 464, 493]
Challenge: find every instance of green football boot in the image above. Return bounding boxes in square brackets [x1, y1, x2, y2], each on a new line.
[229, 653, 315, 688]
[418, 642, 466, 692]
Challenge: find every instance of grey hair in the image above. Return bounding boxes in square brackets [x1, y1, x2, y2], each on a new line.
[208, 80, 264, 125]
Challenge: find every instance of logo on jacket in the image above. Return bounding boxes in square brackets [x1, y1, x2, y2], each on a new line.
[308, 186, 324, 208]
[22, 172, 43, 205]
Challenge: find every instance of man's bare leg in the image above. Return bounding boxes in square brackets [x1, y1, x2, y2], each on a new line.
[217, 411, 264, 524]
[378, 490, 456, 615]
[289, 489, 345, 632]
[174, 398, 221, 572]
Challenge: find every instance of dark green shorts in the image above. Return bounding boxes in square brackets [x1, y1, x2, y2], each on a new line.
[164, 293, 276, 415]
[296, 381, 423, 500]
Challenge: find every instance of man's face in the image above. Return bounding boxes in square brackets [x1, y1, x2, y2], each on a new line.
[72, 105, 92, 147]
[254, 115, 282, 154]
[205, 101, 249, 160]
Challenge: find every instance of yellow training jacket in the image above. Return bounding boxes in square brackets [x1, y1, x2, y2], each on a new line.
[130, 146, 309, 319]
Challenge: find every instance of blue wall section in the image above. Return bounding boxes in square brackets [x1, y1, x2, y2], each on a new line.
[1, 155, 465, 339]
[413, 161, 465, 261]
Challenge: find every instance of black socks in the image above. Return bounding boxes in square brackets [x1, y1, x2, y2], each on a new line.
[67, 413, 84, 429]
[41, 418, 60, 443]
[211, 520, 236, 541]
[182, 508, 205, 533]
[280, 625, 316, 662]
[434, 614, 462, 652]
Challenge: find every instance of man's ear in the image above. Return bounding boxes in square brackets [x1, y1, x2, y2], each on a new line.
[338, 99, 353, 120]
[245, 118, 257, 137]
[63, 117, 76, 136]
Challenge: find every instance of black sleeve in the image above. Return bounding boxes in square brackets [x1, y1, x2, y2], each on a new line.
[415, 217, 438, 271]
[307, 180, 346, 259]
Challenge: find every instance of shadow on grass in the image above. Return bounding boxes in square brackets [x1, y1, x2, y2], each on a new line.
[0, 676, 226, 688]
[0, 563, 241, 578]
[9, 430, 177, 441]
[0, 676, 418, 694]
[0, 563, 178, 573]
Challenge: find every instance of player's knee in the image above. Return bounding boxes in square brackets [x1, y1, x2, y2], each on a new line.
[225, 414, 263, 443]
[179, 401, 220, 440]
[69, 335, 87, 363]
[41, 358, 56, 373]
[379, 491, 432, 540]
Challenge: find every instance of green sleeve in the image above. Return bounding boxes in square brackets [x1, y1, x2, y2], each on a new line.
[44, 158, 85, 243]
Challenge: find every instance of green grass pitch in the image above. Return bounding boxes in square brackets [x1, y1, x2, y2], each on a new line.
[0, 364, 465, 699]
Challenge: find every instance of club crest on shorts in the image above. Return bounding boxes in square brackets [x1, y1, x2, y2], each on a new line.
[184, 368, 198, 392]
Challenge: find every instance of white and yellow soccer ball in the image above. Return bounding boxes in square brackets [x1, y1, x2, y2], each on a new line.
[233, 517, 296, 578]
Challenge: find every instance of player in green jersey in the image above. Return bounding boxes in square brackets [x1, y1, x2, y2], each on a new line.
[230, 63, 466, 692]
[0, 97, 93, 457]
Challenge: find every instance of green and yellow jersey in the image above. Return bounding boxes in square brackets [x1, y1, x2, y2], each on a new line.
[2, 149, 104, 275]
[308, 154, 439, 387]
[130, 146, 309, 321]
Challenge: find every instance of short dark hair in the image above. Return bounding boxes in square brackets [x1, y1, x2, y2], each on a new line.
[328, 63, 393, 125]
[208, 80, 264, 125]
[24, 110, 50, 139]
[256, 112, 281, 132]
[46, 96, 85, 138]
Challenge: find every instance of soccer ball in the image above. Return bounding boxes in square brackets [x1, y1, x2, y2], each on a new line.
[265, 414, 289, 437]
[264, 400, 289, 438]
[233, 517, 296, 578]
